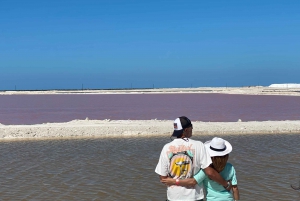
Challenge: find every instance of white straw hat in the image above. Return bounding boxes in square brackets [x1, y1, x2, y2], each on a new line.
[204, 137, 232, 157]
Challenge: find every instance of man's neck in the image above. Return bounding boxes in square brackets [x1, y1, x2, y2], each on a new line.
[180, 137, 189, 142]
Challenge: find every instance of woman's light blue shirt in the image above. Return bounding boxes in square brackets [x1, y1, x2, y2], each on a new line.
[194, 163, 237, 201]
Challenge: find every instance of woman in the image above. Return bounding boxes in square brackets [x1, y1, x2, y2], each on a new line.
[162, 137, 240, 201]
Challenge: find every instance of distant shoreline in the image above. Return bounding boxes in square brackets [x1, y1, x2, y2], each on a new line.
[0, 119, 299, 140]
[1, 86, 300, 96]
[1, 86, 300, 140]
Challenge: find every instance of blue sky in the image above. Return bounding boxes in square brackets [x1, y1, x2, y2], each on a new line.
[1, 0, 299, 90]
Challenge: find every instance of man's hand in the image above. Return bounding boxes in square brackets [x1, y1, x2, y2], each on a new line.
[159, 175, 168, 184]
[161, 177, 176, 186]
[161, 177, 198, 187]
[224, 180, 232, 191]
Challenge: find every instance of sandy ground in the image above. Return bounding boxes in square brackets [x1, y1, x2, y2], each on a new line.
[1, 86, 300, 96]
[0, 119, 299, 140]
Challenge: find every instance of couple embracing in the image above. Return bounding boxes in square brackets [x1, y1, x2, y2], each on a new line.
[155, 116, 240, 201]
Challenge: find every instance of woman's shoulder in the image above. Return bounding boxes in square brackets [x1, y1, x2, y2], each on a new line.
[219, 163, 237, 181]
[223, 163, 236, 173]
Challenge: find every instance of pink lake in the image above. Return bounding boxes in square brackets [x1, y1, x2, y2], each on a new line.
[0, 93, 300, 125]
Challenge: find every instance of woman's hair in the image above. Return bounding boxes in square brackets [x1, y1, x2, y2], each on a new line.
[210, 154, 229, 173]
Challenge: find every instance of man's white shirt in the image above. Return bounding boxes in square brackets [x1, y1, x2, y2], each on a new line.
[155, 138, 212, 201]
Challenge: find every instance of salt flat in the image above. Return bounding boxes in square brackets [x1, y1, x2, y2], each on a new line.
[1, 86, 299, 139]
[0, 119, 299, 140]
[1, 86, 300, 96]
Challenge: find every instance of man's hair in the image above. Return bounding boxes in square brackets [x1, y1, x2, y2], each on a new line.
[177, 132, 183, 138]
[179, 117, 192, 138]
[210, 154, 229, 172]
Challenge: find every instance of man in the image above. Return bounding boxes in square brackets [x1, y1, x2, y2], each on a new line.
[155, 116, 231, 201]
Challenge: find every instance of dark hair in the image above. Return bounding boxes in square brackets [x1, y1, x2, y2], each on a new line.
[177, 133, 183, 138]
[210, 154, 229, 172]
[178, 116, 192, 138]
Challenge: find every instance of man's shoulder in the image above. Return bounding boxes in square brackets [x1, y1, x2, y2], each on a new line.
[162, 140, 174, 146]
[189, 138, 204, 143]
[188, 139, 205, 146]
[160, 141, 175, 150]
[163, 138, 205, 148]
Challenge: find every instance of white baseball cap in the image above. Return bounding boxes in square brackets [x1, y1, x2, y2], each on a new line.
[172, 116, 192, 137]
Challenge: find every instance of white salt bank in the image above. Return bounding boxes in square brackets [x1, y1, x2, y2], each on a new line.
[269, 83, 300, 88]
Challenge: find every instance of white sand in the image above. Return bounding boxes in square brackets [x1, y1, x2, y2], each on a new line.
[0, 119, 299, 140]
[1, 86, 300, 96]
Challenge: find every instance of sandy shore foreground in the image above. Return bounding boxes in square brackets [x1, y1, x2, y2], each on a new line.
[0, 120, 299, 140]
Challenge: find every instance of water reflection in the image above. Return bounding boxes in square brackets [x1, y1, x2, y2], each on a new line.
[0, 134, 299, 200]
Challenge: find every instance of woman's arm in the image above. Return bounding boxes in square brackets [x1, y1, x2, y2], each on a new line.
[232, 185, 240, 200]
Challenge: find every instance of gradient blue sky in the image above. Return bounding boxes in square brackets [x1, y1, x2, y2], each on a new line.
[1, 0, 299, 90]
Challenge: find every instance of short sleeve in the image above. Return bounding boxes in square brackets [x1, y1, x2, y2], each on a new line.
[155, 146, 169, 176]
[200, 142, 212, 169]
[193, 169, 206, 184]
[230, 166, 238, 185]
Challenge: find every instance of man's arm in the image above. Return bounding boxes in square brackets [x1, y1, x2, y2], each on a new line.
[161, 177, 197, 186]
[159, 175, 168, 182]
[203, 166, 231, 190]
[161, 168, 205, 186]
[155, 145, 169, 184]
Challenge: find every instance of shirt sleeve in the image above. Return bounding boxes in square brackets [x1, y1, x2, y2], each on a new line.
[193, 169, 206, 184]
[199, 142, 212, 169]
[231, 166, 238, 185]
[155, 145, 169, 176]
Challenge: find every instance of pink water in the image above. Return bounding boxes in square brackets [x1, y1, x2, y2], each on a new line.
[0, 93, 300, 125]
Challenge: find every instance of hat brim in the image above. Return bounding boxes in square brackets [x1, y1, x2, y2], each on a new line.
[172, 129, 184, 137]
[204, 140, 232, 157]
